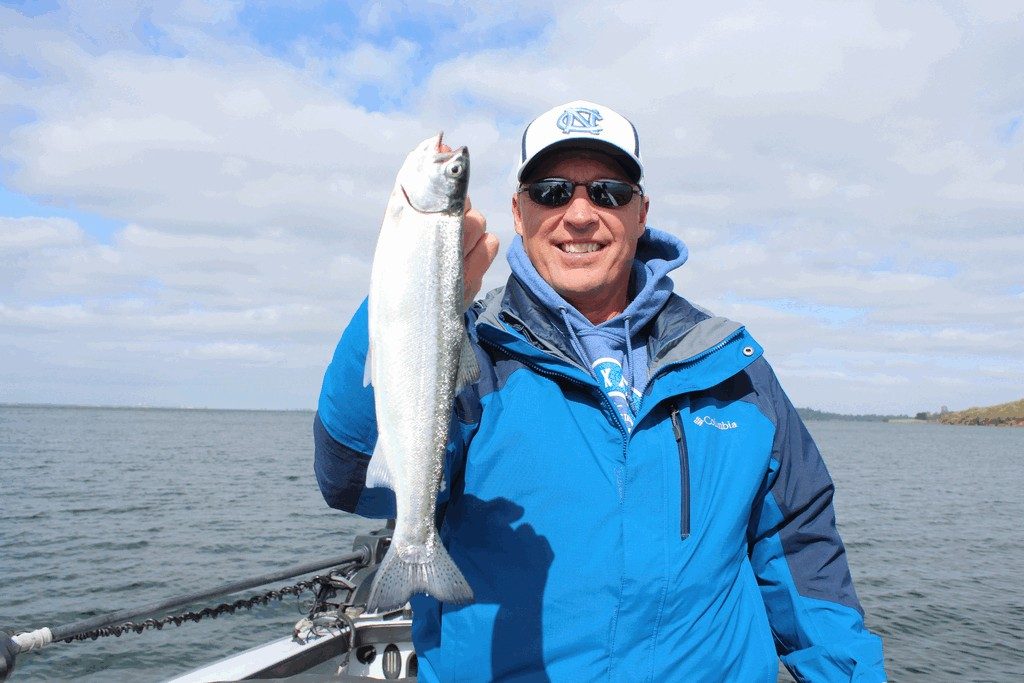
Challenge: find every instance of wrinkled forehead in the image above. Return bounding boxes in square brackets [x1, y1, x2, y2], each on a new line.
[525, 148, 632, 183]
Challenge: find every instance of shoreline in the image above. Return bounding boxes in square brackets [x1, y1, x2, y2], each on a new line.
[886, 417, 1023, 428]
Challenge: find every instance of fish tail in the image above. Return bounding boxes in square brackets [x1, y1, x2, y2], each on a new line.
[365, 539, 474, 613]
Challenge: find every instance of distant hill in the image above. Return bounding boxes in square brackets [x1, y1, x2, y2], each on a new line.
[937, 398, 1024, 427]
[797, 408, 905, 422]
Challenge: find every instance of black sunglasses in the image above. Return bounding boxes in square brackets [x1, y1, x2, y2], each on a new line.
[519, 178, 642, 209]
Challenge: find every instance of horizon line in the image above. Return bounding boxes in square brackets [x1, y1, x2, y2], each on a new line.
[0, 401, 315, 413]
[1, 401, 909, 418]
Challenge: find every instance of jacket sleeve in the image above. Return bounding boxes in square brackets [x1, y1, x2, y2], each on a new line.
[746, 361, 886, 682]
[314, 298, 397, 517]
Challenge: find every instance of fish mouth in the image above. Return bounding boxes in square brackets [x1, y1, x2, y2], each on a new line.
[398, 132, 468, 214]
[433, 132, 468, 159]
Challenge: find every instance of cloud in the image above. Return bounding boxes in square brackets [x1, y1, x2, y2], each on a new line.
[0, 216, 84, 249]
[1, 1, 1022, 412]
[2, 7, 447, 242]
[301, 39, 421, 101]
[183, 341, 282, 362]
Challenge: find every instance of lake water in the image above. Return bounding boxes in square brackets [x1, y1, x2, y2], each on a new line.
[2, 405, 1022, 681]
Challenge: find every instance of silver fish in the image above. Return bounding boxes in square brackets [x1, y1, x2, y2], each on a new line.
[363, 133, 476, 612]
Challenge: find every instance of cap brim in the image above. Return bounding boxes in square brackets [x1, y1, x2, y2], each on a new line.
[518, 138, 642, 184]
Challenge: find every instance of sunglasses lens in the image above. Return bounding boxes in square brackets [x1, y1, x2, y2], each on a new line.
[529, 180, 573, 207]
[588, 181, 634, 208]
[525, 179, 636, 207]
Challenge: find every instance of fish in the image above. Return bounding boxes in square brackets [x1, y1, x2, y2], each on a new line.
[362, 133, 476, 613]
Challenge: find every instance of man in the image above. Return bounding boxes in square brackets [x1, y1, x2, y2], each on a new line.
[314, 100, 886, 681]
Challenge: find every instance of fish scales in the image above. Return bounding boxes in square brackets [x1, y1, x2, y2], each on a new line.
[372, 222, 459, 536]
[363, 134, 475, 613]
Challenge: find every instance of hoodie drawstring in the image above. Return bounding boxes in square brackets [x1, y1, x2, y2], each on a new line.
[559, 306, 594, 376]
[623, 316, 635, 399]
[560, 306, 637, 397]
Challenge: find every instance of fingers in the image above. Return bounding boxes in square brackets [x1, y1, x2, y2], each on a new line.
[457, 186, 498, 303]
[462, 197, 484, 257]
[464, 232, 500, 306]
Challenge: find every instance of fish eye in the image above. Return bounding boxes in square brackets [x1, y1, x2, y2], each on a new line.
[447, 163, 463, 177]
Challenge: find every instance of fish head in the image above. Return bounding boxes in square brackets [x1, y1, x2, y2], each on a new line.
[397, 133, 470, 215]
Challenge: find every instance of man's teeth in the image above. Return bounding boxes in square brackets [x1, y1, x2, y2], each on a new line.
[560, 242, 601, 254]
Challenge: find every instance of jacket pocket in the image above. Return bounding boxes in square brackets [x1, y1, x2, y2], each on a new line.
[669, 402, 691, 540]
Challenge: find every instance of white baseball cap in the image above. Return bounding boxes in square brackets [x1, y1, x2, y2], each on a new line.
[517, 99, 643, 184]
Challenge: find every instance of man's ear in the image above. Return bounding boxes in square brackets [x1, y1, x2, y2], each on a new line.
[512, 193, 524, 236]
[637, 194, 650, 233]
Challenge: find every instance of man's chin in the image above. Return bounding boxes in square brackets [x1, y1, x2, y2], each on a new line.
[551, 279, 607, 304]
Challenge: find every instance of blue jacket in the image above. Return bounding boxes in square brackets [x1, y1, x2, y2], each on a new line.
[315, 269, 886, 682]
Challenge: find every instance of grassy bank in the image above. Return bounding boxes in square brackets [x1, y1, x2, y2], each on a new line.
[937, 398, 1024, 427]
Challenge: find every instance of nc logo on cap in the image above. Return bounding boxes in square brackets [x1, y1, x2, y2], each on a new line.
[557, 107, 603, 135]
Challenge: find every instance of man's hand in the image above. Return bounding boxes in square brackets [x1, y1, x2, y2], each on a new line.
[462, 196, 500, 306]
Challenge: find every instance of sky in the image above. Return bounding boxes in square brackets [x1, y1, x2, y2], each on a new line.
[0, 0, 1021, 414]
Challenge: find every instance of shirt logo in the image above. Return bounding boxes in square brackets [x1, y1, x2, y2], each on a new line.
[693, 415, 738, 430]
[591, 357, 641, 432]
[557, 107, 603, 135]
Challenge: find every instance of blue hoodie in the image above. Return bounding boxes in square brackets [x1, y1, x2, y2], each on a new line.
[507, 226, 689, 431]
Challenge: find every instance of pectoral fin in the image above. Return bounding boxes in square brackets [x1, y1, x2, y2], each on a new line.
[454, 330, 480, 394]
[363, 340, 373, 388]
[365, 442, 393, 489]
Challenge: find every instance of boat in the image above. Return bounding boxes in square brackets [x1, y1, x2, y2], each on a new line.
[2, 526, 419, 682]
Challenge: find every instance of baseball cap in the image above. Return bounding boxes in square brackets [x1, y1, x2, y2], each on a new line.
[517, 100, 643, 185]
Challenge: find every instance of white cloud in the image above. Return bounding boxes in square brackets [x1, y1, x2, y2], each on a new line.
[1, 1, 1022, 412]
[0, 216, 85, 249]
[300, 39, 420, 99]
[183, 342, 281, 362]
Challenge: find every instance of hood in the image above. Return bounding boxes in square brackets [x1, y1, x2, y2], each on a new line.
[505, 226, 689, 431]
[506, 226, 689, 340]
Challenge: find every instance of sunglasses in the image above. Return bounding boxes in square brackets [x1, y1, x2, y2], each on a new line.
[519, 178, 642, 209]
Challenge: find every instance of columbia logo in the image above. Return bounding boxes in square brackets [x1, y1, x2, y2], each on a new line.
[693, 415, 738, 430]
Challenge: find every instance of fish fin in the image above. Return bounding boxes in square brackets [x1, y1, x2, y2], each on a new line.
[454, 330, 479, 394]
[365, 442, 393, 489]
[363, 341, 373, 388]
[365, 538, 474, 613]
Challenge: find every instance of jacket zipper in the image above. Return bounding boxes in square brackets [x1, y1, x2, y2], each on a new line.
[644, 330, 749, 541]
[478, 331, 629, 457]
[481, 322, 632, 668]
[488, 318, 745, 540]
[669, 402, 691, 540]
[638, 329, 745, 413]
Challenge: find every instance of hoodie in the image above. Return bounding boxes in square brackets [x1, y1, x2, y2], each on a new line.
[507, 226, 689, 432]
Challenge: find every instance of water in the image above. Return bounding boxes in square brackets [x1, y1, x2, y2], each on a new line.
[2, 406, 1022, 681]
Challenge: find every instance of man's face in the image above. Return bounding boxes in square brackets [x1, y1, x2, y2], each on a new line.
[512, 151, 649, 320]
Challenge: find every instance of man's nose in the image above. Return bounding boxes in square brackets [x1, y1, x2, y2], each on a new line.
[563, 187, 598, 229]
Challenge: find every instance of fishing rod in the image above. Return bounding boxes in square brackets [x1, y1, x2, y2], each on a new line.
[1, 547, 371, 680]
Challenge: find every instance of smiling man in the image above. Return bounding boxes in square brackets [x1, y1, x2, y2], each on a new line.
[314, 100, 886, 681]
[513, 148, 648, 323]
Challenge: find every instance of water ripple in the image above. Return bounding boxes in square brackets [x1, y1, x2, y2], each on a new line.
[3, 408, 1022, 681]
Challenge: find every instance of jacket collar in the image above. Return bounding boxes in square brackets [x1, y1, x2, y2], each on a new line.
[476, 275, 731, 368]
[473, 276, 761, 406]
